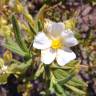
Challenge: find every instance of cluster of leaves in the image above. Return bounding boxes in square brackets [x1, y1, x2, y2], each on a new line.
[1, 0, 96, 95]
[2, 12, 85, 96]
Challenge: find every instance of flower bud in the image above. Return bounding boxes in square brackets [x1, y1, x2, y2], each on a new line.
[3, 50, 12, 63]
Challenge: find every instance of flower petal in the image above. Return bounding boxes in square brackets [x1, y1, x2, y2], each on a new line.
[44, 19, 53, 34]
[61, 29, 78, 47]
[61, 29, 74, 38]
[56, 49, 76, 66]
[64, 36, 78, 47]
[33, 32, 51, 49]
[47, 22, 65, 38]
[41, 48, 56, 64]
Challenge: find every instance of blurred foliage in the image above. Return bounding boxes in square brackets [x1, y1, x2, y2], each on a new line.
[0, 0, 96, 96]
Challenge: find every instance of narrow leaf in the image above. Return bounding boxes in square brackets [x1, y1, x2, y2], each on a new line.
[12, 15, 29, 52]
[65, 84, 86, 95]
[8, 59, 32, 74]
[4, 39, 27, 56]
[28, 23, 37, 35]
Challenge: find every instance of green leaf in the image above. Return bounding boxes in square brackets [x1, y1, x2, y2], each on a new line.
[51, 66, 72, 70]
[8, 59, 32, 74]
[52, 68, 86, 91]
[0, 73, 9, 84]
[63, 90, 72, 96]
[67, 80, 85, 88]
[53, 69, 68, 80]
[65, 84, 86, 95]
[54, 83, 67, 96]
[71, 76, 87, 87]
[23, 13, 34, 28]
[53, 68, 83, 86]
[37, 20, 43, 31]
[0, 58, 4, 68]
[66, 60, 79, 67]
[58, 70, 76, 84]
[4, 39, 27, 56]
[35, 64, 44, 79]
[12, 15, 29, 52]
[28, 23, 37, 35]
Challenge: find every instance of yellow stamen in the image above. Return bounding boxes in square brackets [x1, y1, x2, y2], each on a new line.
[51, 39, 62, 49]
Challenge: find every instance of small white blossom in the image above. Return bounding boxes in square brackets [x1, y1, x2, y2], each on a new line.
[33, 20, 78, 66]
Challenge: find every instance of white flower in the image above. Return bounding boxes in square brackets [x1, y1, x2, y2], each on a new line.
[33, 20, 78, 66]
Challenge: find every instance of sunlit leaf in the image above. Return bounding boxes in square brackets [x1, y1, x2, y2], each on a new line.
[8, 59, 32, 74]
[65, 84, 86, 95]
[0, 73, 9, 84]
[4, 39, 28, 56]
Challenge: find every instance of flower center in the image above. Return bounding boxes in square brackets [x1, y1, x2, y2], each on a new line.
[51, 39, 62, 49]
